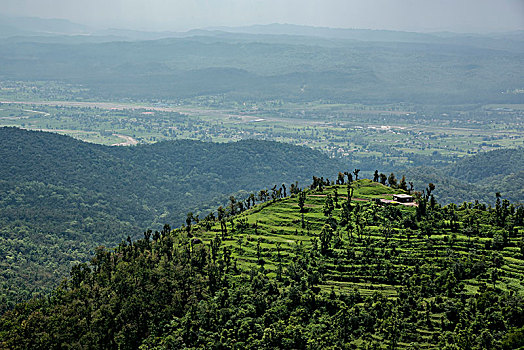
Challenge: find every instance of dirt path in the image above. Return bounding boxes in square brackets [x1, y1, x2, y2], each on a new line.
[308, 194, 368, 201]
[111, 134, 138, 146]
[22, 109, 50, 116]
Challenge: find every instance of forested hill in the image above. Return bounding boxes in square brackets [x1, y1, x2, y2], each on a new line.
[0, 127, 344, 307]
[405, 148, 524, 205]
[444, 148, 523, 183]
[1, 179, 522, 349]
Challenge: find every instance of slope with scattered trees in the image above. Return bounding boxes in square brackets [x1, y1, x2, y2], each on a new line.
[1, 176, 523, 349]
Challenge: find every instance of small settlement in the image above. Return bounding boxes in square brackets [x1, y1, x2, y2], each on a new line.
[378, 194, 417, 206]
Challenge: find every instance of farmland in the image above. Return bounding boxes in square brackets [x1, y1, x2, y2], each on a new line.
[1, 95, 523, 175]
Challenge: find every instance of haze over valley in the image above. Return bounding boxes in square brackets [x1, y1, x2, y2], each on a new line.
[0, 2, 523, 348]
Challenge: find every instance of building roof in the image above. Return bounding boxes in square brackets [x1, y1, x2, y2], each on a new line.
[393, 194, 412, 198]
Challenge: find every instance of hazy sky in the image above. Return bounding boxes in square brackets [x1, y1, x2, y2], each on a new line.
[2, 0, 523, 33]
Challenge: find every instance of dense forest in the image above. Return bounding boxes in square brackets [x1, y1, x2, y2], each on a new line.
[405, 148, 524, 205]
[1, 177, 522, 349]
[0, 127, 343, 307]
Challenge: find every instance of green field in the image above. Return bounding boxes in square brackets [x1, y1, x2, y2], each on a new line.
[1, 98, 522, 174]
[196, 180, 524, 298]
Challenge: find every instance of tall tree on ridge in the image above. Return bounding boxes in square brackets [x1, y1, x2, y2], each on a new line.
[380, 173, 387, 185]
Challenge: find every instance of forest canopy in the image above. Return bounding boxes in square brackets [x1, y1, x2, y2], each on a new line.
[0, 127, 343, 307]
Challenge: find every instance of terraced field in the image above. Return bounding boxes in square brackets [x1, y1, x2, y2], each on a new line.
[2, 179, 522, 349]
[190, 179, 524, 347]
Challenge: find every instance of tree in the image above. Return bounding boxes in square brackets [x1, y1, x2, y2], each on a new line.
[426, 183, 435, 199]
[323, 194, 334, 217]
[388, 173, 397, 188]
[346, 172, 353, 184]
[289, 181, 300, 195]
[217, 206, 227, 238]
[229, 196, 237, 215]
[311, 176, 323, 191]
[399, 176, 407, 191]
[258, 189, 268, 202]
[381, 315, 403, 349]
[380, 173, 387, 185]
[340, 199, 352, 227]
[337, 172, 345, 185]
[353, 169, 360, 181]
[347, 182, 354, 203]
[353, 204, 365, 241]
[373, 170, 379, 182]
[298, 191, 307, 228]
[236, 218, 248, 234]
[320, 224, 334, 255]
[298, 191, 306, 213]
[203, 212, 215, 230]
[185, 212, 194, 235]
[248, 193, 256, 209]
[271, 185, 278, 201]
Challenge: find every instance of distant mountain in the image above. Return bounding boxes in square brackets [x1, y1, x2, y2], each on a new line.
[1, 31, 522, 104]
[0, 127, 344, 307]
[208, 23, 524, 52]
[210, 23, 443, 42]
[2, 16, 522, 51]
[0, 14, 92, 38]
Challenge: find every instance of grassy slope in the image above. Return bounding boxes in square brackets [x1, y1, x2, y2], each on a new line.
[190, 180, 523, 346]
[1, 179, 522, 348]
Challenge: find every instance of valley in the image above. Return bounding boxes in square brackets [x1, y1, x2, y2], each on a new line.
[0, 127, 343, 308]
[1, 98, 522, 173]
[0, 14, 523, 349]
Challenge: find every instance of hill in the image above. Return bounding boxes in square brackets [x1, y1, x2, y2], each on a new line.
[0, 14, 92, 38]
[211, 23, 524, 52]
[1, 179, 523, 349]
[0, 127, 344, 307]
[404, 148, 524, 205]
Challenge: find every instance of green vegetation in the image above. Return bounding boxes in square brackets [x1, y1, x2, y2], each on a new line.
[406, 148, 524, 204]
[0, 100, 522, 188]
[0, 23, 522, 348]
[1, 178, 523, 349]
[0, 127, 343, 308]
